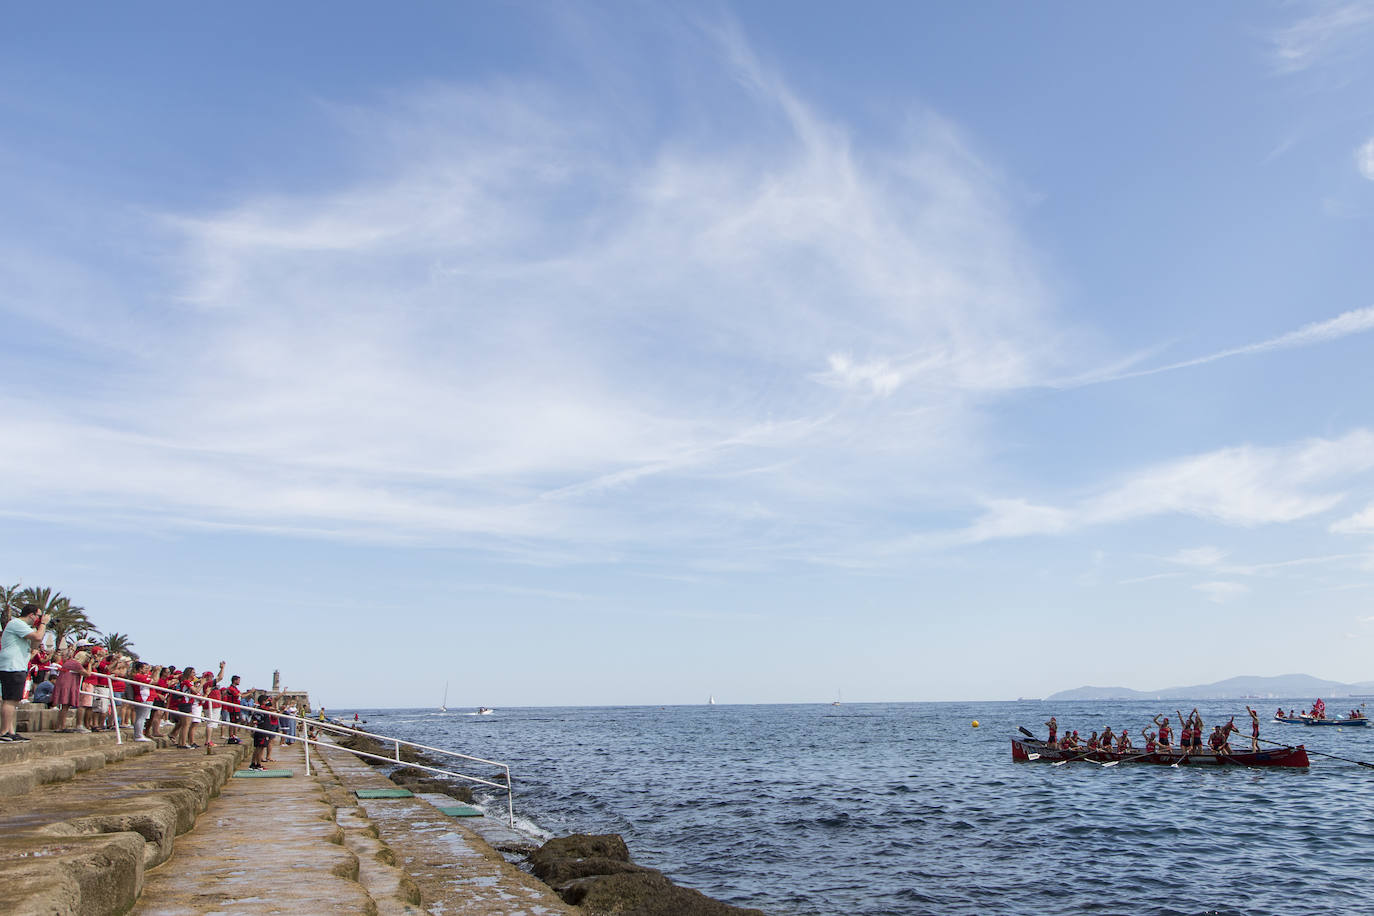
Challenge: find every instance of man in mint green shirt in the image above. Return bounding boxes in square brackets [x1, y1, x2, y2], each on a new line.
[1, 605, 48, 742]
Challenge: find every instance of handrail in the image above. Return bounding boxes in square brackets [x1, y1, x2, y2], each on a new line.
[101, 679, 516, 826]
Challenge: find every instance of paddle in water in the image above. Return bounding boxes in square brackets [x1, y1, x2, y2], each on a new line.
[1251, 735, 1374, 770]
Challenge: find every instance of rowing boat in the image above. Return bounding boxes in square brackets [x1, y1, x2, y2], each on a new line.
[1012, 737, 1309, 768]
[1274, 714, 1369, 727]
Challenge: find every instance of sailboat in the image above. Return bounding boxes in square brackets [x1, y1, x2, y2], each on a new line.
[832, 689, 842, 707]
[708, 695, 716, 705]
[440, 682, 448, 713]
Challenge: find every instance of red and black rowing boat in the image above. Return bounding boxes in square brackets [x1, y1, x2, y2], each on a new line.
[1012, 737, 1309, 768]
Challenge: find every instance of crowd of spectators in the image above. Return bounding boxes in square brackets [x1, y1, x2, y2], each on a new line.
[0, 604, 302, 769]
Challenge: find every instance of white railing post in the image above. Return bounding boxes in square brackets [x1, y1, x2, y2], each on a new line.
[108, 685, 123, 745]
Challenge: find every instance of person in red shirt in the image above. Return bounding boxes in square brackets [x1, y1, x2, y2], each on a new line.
[171, 666, 200, 748]
[149, 667, 173, 739]
[1153, 714, 1173, 750]
[200, 673, 221, 748]
[221, 675, 244, 745]
[129, 662, 155, 743]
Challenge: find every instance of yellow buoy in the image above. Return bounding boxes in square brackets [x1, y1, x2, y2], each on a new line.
[971, 720, 980, 728]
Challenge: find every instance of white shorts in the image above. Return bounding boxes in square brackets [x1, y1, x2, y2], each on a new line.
[209, 708, 222, 730]
[191, 703, 203, 723]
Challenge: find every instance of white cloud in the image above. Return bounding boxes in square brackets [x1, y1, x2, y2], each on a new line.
[1060, 306, 1374, 387]
[1358, 138, 1374, 180]
[932, 430, 1374, 547]
[0, 27, 1059, 562]
[1332, 502, 1374, 534]
[817, 354, 904, 397]
[1194, 581, 1249, 603]
[1270, 2, 1374, 74]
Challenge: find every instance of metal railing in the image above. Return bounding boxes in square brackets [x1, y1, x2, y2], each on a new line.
[97, 679, 516, 825]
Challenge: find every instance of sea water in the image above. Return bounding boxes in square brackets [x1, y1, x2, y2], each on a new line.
[347, 700, 1374, 915]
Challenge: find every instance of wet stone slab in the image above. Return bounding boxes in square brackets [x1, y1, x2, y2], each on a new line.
[134, 744, 375, 915]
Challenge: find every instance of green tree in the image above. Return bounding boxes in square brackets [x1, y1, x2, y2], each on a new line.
[19, 588, 96, 649]
[0, 582, 22, 630]
[101, 632, 136, 658]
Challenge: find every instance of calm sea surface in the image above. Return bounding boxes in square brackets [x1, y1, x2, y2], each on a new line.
[346, 700, 1374, 915]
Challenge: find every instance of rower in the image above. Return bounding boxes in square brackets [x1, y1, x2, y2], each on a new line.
[1117, 728, 1132, 751]
[1100, 725, 1115, 749]
[1220, 724, 1238, 754]
[1181, 708, 1203, 756]
[1246, 706, 1260, 752]
[1153, 714, 1173, 749]
[1142, 729, 1156, 753]
[1087, 731, 1099, 750]
[1176, 714, 1192, 756]
[1045, 716, 1058, 745]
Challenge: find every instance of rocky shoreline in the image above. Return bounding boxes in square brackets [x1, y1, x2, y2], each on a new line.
[336, 728, 765, 915]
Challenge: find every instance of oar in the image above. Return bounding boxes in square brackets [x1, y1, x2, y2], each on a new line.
[1020, 724, 1124, 767]
[1251, 734, 1374, 770]
[1017, 726, 1046, 759]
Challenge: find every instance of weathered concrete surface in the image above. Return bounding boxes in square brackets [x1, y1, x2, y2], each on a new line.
[0, 733, 159, 798]
[15, 704, 61, 732]
[315, 741, 579, 916]
[134, 742, 376, 915]
[0, 743, 246, 869]
[0, 832, 146, 916]
[0, 734, 249, 915]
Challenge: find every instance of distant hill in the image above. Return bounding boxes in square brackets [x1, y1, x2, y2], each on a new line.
[1047, 674, 1374, 702]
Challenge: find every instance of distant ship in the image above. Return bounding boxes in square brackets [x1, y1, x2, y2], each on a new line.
[708, 695, 716, 705]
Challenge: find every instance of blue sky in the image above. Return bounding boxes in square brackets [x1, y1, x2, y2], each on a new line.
[3, 2, 1374, 707]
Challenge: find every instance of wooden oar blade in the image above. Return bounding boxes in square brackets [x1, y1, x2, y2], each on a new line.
[1101, 760, 1119, 767]
[1018, 726, 1036, 739]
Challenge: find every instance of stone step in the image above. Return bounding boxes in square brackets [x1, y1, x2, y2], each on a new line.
[0, 739, 249, 915]
[0, 730, 163, 799]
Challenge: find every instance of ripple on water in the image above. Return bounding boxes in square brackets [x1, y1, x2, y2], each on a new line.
[357, 700, 1374, 916]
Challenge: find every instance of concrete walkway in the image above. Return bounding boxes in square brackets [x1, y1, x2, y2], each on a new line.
[134, 742, 374, 915]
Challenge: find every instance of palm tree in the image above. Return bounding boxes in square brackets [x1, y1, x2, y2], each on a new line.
[53, 600, 97, 647]
[101, 632, 136, 658]
[19, 588, 95, 649]
[0, 582, 22, 630]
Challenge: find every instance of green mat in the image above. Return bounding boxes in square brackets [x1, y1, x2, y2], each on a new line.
[232, 769, 294, 778]
[355, 788, 414, 798]
[437, 805, 484, 817]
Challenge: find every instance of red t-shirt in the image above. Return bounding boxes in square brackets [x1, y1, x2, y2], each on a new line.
[175, 679, 196, 708]
[132, 672, 152, 703]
